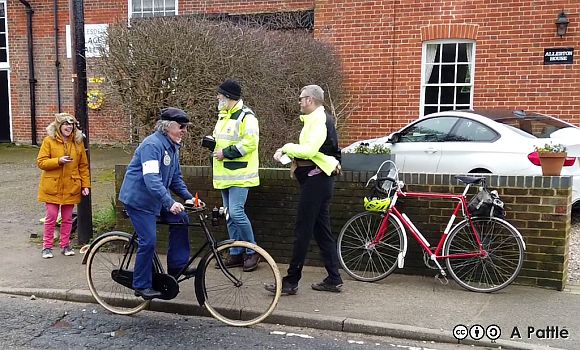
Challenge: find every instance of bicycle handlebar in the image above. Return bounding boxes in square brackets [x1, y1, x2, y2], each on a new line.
[184, 201, 207, 213]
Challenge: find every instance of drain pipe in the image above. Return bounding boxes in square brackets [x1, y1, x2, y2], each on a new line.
[53, 0, 62, 112]
[19, 0, 38, 145]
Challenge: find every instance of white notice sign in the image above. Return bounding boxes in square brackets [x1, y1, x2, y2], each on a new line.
[66, 24, 108, 58]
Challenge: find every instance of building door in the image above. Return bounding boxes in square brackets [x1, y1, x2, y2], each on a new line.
[0, 1, 11, 143]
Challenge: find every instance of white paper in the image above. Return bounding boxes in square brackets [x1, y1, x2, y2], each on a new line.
[280, 154, 291, 165]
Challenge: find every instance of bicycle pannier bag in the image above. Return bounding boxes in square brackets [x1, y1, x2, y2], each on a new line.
[468, 188, 505, 219]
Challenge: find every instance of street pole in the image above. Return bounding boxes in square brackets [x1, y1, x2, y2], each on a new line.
[69, 0, 92, 244]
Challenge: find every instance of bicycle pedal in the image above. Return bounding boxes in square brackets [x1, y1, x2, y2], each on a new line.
[435, 274, 449, 285]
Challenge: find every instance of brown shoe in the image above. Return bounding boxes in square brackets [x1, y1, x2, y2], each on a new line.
[215, 254, 244, 269]
[243, 253, 260, 272]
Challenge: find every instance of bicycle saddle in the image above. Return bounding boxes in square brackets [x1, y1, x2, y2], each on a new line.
[454, 175, 485, 185]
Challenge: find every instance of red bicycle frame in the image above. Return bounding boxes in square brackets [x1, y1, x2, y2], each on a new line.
[372, 184, 487, 261]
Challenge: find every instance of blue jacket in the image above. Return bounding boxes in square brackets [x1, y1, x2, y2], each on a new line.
[119, 131, 193, 214]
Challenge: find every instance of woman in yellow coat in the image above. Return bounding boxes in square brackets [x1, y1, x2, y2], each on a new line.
[37, 113, 90, 259]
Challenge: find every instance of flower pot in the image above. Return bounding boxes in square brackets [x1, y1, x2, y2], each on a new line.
[539, 152, 567, 176]
[341, 153, 392, 172]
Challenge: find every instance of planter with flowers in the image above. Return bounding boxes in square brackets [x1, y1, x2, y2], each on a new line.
[535, 143, 567, 176]
[342, 142, 392, 172]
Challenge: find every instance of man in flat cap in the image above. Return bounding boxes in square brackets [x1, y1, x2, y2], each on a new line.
[119, 107, 198, 300]
[211, 79, 261, 271]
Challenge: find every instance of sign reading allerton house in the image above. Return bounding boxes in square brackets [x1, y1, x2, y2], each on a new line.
[544, 48, 574, 65]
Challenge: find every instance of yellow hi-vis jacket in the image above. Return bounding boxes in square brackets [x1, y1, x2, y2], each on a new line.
[212, 100, 260, 189]
[282, 106, 339, 176]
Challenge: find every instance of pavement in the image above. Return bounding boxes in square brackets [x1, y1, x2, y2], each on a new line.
[1, 234, 579, 350]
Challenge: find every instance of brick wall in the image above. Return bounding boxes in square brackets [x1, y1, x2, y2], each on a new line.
[115, 165, 572, 290]
[7, 0, 130, 145]
[7, 0, 578, 146]
[314, 0, 579, 144]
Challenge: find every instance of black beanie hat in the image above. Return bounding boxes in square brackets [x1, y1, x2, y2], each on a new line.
[217, 80, 242, 100]
[160, 107, 190, 124]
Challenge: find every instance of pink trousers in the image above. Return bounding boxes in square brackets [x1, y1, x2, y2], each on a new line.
[43, 203, 74, 249]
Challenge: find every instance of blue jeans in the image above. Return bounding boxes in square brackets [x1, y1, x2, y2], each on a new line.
[221, 187, 255, 256]
[125, 205, 190, 290]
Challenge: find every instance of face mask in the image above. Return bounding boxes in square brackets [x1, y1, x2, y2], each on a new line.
[218, 98, 228, 111]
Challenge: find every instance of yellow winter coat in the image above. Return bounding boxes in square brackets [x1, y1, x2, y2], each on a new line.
[37, 133, 90, 205]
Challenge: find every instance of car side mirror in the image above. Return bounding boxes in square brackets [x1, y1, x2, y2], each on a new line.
[388, 132, 401, 144]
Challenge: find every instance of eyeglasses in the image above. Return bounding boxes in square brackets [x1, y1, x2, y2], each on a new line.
[298, 96, 310, 102]
[179, 123, 188, 130]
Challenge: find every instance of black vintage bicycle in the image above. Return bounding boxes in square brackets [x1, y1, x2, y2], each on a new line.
[81, 203, 282, 327]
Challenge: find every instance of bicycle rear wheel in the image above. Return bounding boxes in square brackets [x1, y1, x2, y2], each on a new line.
[86, 232, 149, 315]
[444, 217, 525, 293]
[198, 241, 281, 327]
[337, 212, 404, 282]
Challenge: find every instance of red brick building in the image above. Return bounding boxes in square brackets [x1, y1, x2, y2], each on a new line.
[1, 0, 578, 145]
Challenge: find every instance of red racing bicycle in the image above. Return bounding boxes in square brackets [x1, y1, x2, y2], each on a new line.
[337, 161, 526, 293]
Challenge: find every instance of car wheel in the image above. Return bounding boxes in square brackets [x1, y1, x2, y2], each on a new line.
[468, 168, 492, 174]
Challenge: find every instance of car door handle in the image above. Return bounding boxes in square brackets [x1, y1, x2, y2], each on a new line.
[424, 148, 438, 154]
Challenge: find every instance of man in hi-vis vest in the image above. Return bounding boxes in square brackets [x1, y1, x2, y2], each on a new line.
[212, 80, 260, 272]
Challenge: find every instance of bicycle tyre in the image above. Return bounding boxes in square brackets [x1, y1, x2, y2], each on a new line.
[337, 212, 404, 282]
[198, 241, 281, 327]
[86, 232, 149, 315]
[444, 217, 525, 293]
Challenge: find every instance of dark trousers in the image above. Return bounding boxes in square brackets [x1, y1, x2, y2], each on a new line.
[285, 166, 342, 286]
[125, 205, 190, 290]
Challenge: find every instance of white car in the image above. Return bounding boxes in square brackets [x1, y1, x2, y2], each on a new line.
[344, 110, 580, 207]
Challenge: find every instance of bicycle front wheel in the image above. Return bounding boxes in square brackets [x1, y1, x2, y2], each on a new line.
[86, 232, 149, 315]
[198, 241, 281, 327]
[337, 212, 404, 282]
[444, 217, 525, 293]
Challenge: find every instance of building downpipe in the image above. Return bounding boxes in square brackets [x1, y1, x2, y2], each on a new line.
[53, 0, 62, 112]
[18, 0, 38, 145]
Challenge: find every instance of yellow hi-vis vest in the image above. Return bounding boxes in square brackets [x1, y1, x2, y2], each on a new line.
[212, 100, 260, 189]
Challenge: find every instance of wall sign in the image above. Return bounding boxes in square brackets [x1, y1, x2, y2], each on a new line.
[544, 48, 574, 65]
[66, 24, 108, 58]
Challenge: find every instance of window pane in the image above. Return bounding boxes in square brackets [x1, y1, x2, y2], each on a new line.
[457, 43, 468, 62]
[132, 0, 142, 11]
[457, 64, 470, 83]
[0, 49, 6, 62]
[442, 43, 456, 63]
[0, 34, 5, 47]
[456, 87, 470, 104]
[400, 117, 458, 142]
[451, 119, 497, 142]
[440, 106, 454, 112]
[441, 65, 455, 83]
[166, 11, 175, 16]
[426, 65, 439, 83]
[425, 86, 439, 104]
[143, 12, 153, 17]
[143, 0, 153, 11]
[166, 0, 175, 10]
[154, 0, 164, 10]
[440, 86, 454, 104]
[0, 20, 4, 32]
[424, 106, 438, 115]
[0, 4, 4, 17]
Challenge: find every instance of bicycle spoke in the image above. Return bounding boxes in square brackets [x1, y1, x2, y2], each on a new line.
[338, 212, 403, 282]
[445, 218, 524, 292]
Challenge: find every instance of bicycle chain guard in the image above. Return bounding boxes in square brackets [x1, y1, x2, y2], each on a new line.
[111, 269, 180, 300]
[152, 273, 180, 300]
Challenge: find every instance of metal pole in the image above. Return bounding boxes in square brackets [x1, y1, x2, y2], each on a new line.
[69, 0, 92, 244]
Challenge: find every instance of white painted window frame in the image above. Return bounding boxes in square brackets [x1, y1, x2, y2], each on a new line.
[0, 0, 9, 69]
[128, 0, 179, 21]
[420, 39, 476, 117]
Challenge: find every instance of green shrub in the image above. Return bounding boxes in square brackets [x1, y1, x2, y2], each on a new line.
[92, 197, 117, 234]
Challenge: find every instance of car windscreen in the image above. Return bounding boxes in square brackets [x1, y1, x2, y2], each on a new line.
[495, 117, 572, 139]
